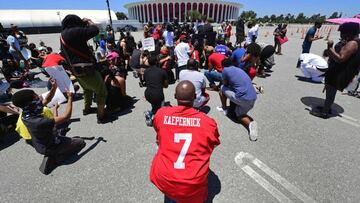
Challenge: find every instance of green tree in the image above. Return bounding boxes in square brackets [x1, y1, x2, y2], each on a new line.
[263, 15, 270, 23]
[276, 14, 284, 23]
[285, 13, 295, 23]
[187, 10, 203, 21]
[270, 14, 277, 22]
[240, 10, 257, 22]
[328, 12, 341, 19]
[116, 12, 128, 20]
[295, 13, 307, 24]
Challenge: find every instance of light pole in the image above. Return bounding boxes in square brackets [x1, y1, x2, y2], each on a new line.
[57, 11, 61, 24]
[106, 0, 113, 27]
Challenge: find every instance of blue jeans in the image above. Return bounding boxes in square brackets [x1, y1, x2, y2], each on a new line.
[164, 196, 176, 203]
[204, 70, 222, 86]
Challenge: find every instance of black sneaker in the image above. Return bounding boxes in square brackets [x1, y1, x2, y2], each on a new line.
[315, 106, 332, 114]
[97, 115, 115, 124]
[133, 71, 139, 78]
[74, 84, 80, 93]
[39, 156, 58, 175]
[58, 127, 71, 136]
[83, 107, 97, 116]
[310, 111, 330, 119]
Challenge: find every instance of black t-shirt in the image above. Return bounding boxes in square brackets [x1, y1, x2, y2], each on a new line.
[325, 40, 360, 90]
[31, 49, 39, 58]
[61, 25, 99, 64]
[2, 65, 21, 81]
[23, 116, 57, 155]
[129, 49, 141, 69]
[236, 20, 245, 34]
[203, 24, 214, 35]
[144, 66, 167, 102]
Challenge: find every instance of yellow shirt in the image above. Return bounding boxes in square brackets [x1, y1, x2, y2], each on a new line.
[15, 107, 53, 140]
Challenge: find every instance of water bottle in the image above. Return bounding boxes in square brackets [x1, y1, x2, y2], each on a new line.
[19, 60, 25, 70]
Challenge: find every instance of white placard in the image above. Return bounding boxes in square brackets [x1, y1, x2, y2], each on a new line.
[45, 65, 75, 93]
[20, 48, 31, 60]
[142, 37, 155, 52]
[41, 88, 67, 108]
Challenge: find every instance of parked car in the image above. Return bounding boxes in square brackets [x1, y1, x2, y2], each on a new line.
[117, 25, 137, 32]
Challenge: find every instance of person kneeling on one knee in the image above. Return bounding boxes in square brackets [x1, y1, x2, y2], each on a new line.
[12, 89, 86, 175]
[217, 58, 258, 141]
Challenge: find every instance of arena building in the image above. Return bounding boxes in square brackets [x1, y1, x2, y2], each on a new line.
[124, 0, 242, 23]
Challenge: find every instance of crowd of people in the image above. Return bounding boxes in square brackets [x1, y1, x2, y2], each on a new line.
[1, 13, 360, 202]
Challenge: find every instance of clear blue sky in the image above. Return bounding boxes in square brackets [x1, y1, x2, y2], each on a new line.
[0, 0, 358, 18]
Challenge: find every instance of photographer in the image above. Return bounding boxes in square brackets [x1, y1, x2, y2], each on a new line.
[60, 14, 109, 124]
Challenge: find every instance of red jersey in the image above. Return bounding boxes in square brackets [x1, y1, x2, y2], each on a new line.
[191, 50, 200, 63]
[42, 53, 65, 68]
[150, 106, 220, 203]
[153, 25, 163, 40]
[208, 53, 226, 72]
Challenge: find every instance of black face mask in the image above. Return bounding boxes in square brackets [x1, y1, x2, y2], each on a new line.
[22, 98, 43, 119]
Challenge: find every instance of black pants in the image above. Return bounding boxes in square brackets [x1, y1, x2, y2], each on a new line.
[151, 102, 163, 115]
[145, 89, 164, 115]
[323, 84, 337, 113]
[46, 136, 86, 164]
[0, 114, 19, 127]
[0, 114, 19, 138]
[9, 80, 24, 89]
[176, 65, 187, 80]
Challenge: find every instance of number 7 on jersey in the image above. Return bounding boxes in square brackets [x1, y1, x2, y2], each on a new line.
[174, 133, 192, 169]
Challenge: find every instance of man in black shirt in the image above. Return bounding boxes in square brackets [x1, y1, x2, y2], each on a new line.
[236, 18, 245, 46]
[144, 55, 168, 126]
[129, 42, 142, 77]
[12, 89, 86, 175]
[61, 15, 108, 124]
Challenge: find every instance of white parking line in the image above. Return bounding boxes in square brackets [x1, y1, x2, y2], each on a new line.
[308, 107, 360, 128]
[334, 116, 360, 128]
[235, 152, 317, 203]
[338, 114, 358, 122]
[242, 165, 292, 203]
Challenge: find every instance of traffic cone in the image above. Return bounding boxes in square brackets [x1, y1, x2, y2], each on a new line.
[301, 28, 305, 39]
[325, 27, 332, 41]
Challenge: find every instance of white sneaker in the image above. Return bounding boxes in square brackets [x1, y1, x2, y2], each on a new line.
[216, 106, 228, 115]
[249, 121, 258, 141]
[144, 110, 153, 127]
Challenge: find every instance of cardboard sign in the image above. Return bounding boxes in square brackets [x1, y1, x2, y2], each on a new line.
[142, 37, 155, 52]
[45, 65, 75, 93]
[41, 88, 67, 108]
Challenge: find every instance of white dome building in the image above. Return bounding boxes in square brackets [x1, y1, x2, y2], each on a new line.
[124, 0, 242, 23]
[0, 10, 117, 33]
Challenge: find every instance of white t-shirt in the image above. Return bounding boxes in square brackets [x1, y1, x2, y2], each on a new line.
[162, 31, 174, 47]
[6, 35, 20, 52]
[179, 70, 207, 107]
[245, 24, 259, 45]
[299, 53, 328, 70]
[175, 42, 190, 67]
